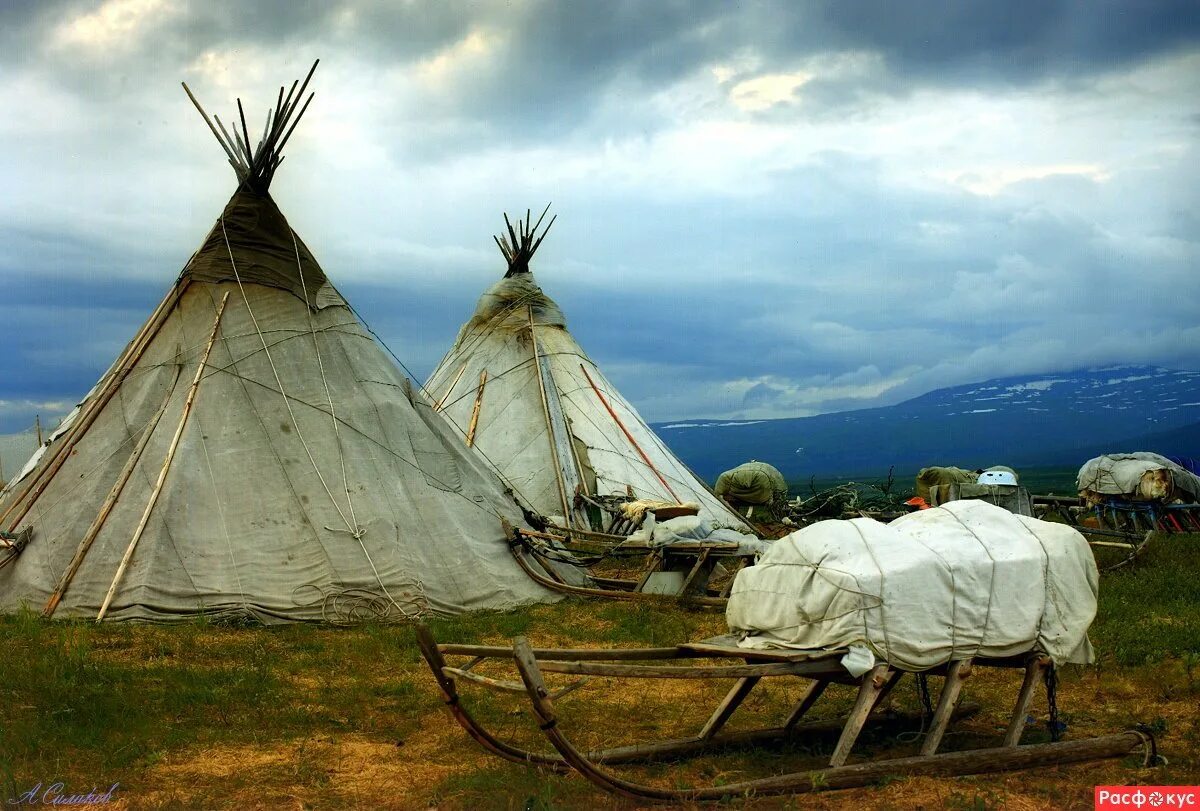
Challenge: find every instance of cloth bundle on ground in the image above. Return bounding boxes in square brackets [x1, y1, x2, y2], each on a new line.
[914, 466, 978, 502]
[727, 500, 1097, 673]
[715, 462, 787, 506]
[625, 514, 769, 556]
[1078, 452, 1200, 503]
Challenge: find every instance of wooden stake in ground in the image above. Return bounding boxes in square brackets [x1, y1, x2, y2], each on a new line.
[96, 292, 231, 622]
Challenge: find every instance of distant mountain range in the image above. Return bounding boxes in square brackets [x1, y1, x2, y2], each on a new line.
[653, 366, 1200, 482]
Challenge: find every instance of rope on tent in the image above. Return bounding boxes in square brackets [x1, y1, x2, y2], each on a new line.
[290, 229, 363, 543]
[220, 218, 359, 537]
[292, 582, 428, 625]
[220, 218, 415, 617]
[195, 410, 250, 617]
[337, 291, 549, 521]
[579, 364, 680, 502]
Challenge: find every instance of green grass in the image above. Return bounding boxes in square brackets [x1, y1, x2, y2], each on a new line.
[1090, 533, 1200, 666]
[0, 536, 1197, 808]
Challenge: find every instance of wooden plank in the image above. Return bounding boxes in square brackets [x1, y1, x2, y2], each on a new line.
[633, 550, 664, 592]
[920, 659, 971, 756]
[438, 644, 684, 661]
[464, 370, 487, 447]
[783, 680, 829, 730]
[679, 639, 848, 663]
[442, 666, 527, 693]
[95, 292, 230, 621]
[536, 659, 843, 679]
[677, 547, 714, 596]
[1004, 655, 1049, 746]
[872, 669, 906, 713]
[829, 664, 891, 767]
[699, 676, 760, 740]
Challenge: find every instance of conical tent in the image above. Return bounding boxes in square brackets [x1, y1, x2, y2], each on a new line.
[0, 65, 561, 622]
[425, 208, 752, 532]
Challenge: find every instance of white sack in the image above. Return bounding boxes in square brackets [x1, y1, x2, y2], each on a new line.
[727, 500, 1097, 670]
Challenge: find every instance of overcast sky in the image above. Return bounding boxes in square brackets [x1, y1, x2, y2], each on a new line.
[1, 0, 1198, 434]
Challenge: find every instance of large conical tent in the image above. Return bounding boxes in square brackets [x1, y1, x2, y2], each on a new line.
[425, 208, 752, 532]
[0, 64, 562, 622]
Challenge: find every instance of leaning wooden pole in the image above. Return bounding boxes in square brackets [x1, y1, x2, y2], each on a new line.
[434, 363, 468, 413]
[579, 364, 680, 503]
[465, 370, 488, 447]
[96, 292, 230, 622]
[1, 280, 191, 532]
[43, 365, 185, 617]
[529, 306, 574, 527]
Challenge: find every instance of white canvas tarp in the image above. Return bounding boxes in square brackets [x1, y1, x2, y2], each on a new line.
[727, 500, 1097, 671]
[1077, 452, 1200, 502]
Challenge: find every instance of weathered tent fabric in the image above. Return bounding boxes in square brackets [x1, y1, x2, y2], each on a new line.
[1078, 452, 1200, 502]
[426, 272, 750, 530]
[0, 430, 41, 489]
[0, 190, 563, 622]
[714, 462, 787, 506]
[727, 500, 1097, 671]
[182, 190, 338, 307]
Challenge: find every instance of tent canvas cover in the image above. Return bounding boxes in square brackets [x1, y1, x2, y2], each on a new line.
[728, 500, 1098, 671]
[425, 208, 751, 532]
[0, 64, 561, 622]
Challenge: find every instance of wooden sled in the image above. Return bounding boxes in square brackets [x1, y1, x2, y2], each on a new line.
[417, 625, 1156, 802]
[506, 520, 755, 608]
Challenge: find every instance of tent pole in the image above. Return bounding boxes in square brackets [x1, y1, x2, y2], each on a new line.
[96, 292, 230, 622]
[434, 363, 468, 413]
[580, 364, 681, 503]
[42, 363, 185, 617]
[529, 306, 574, 528]
[466, 370, 488, 447]
[1, 280, 191, 532]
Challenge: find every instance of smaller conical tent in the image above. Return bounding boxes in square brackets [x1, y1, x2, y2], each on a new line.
[425, 208, 752, 532]
[0, 64, 563, 622]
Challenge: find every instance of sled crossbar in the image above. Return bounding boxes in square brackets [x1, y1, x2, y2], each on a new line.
[417, 624, 1156, 801]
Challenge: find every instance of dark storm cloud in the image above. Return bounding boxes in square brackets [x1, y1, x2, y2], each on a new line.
[774, 0, 1200, 83]
[1, 1, 1199, 428]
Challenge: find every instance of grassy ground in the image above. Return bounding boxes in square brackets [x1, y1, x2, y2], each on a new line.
[2, 534, 1198, 810]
